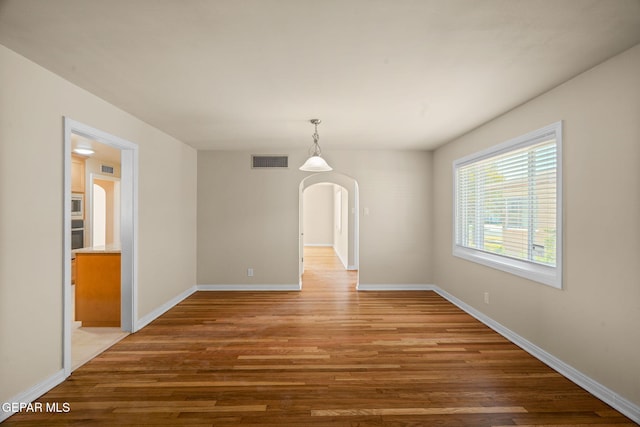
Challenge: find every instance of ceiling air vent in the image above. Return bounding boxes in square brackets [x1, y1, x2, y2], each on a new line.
[251, 155, 288, 169]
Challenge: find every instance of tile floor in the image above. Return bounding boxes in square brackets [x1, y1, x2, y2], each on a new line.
[71, 322, 128, 370]
[71, 285, 128, 370]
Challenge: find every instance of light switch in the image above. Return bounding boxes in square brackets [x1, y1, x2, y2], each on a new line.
[364, 207, 370, 216]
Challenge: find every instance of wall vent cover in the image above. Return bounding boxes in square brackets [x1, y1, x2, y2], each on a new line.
[101, 164, 115, 174]
[251, 155, 288, 169]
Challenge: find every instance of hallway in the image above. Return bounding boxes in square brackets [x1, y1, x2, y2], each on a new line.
[301, 246, 357, 292]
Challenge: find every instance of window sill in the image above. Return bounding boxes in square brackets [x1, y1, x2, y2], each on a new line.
[453, 245, 562, 289]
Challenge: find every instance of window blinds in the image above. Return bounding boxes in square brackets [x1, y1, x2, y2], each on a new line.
[455, 137, 558, 267]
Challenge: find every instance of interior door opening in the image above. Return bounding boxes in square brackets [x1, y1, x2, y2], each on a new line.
[70, 138, 126, 370]
[64, 118, 138, 376]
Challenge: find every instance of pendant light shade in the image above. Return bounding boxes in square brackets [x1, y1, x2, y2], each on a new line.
[300, 119, 332, 172]
[299, 155, 332, 172]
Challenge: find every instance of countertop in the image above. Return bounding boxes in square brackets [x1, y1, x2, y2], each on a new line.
[73, 245, 121, 255]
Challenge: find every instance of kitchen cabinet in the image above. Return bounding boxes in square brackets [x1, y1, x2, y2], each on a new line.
[75, 250, 121, 327]
[71, 257, 76, 285]
[71, 155, 86, 193]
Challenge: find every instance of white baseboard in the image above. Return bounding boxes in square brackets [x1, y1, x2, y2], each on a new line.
[304, 244, 333, 247]
[0, 369, 66, 423]
[197, 283, 302, 291]
[357, 283, 436, 291]
[135, 286, 197, 331]
[432, 287, 640, 424]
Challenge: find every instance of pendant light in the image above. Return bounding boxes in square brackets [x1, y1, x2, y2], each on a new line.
[299, 119, 332, 172]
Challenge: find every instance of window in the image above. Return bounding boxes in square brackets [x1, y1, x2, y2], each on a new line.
[453, 122, 562, 288]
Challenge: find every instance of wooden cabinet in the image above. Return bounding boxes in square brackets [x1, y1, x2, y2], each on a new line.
[71, 155, 86, 193]
[71, 257, 76, 285]
[75, 252, 121, 327]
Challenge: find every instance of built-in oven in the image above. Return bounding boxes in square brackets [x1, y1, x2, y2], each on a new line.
[71, 219, 84, 250]
[71, 193, 84, 219]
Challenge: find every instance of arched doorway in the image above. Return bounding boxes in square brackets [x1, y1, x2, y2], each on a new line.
[299, 172, 359, 288]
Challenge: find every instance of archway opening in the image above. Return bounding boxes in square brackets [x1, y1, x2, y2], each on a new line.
[299, 172, 359, 290]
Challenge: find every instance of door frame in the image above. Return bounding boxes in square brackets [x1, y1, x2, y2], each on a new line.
[63, 117, 139, 377]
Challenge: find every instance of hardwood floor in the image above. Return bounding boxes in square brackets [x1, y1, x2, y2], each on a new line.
[4, 247, 635, 426]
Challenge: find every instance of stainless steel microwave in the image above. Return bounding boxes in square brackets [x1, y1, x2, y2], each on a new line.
[71, 193, 84, 219]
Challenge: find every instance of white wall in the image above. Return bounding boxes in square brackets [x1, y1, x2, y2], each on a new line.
[197, 150, 432, 286]
[433, 44, 640, 407]
[0, 45, 197, 404]
[332, 151, 432, 284]
[303, 184, 334, 246]
[333, 185, 349, 268]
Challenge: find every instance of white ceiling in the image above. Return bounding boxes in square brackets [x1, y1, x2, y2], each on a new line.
[1, 0, 639, 151]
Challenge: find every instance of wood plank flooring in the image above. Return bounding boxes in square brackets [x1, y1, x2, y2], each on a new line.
[4, 247, 636, 426]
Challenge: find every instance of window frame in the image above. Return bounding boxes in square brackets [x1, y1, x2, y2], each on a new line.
[452, 121, 563, 289]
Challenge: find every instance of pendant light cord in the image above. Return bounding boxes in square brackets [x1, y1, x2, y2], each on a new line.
[310, 119, 322, 156]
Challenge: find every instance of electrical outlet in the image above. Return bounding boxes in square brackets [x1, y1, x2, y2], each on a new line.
[247, 268, 254, 277]
[484, 292, 490, 304]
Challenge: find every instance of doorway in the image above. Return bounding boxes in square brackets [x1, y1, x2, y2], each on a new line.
[72, 145, 124, 369]
[63, 118, 138, 376]
[299, 173, 359, 289]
